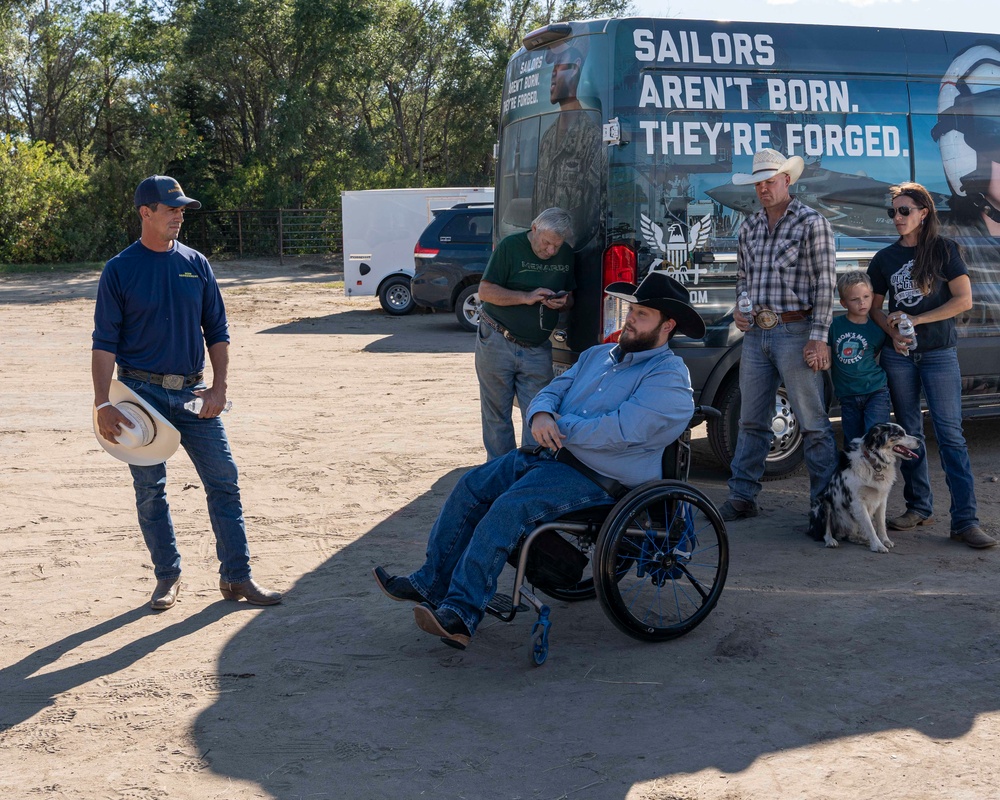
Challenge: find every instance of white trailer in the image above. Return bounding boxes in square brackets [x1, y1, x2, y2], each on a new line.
[341, 187, 494, 314]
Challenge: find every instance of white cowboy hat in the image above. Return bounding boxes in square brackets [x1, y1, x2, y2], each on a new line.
[732, 148, 805, 186]
[93, 380, 180, 466]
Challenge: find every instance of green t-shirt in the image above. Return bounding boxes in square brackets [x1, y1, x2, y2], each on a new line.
[481, 231, 576, 345]
[828, 315, 887, 398]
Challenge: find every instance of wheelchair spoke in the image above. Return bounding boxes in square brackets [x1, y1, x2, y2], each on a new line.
[595, 481, 729, 641]
[675, 561, 714, 601]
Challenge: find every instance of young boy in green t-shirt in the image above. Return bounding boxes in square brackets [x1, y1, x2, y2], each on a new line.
[824, 271, 890, 447]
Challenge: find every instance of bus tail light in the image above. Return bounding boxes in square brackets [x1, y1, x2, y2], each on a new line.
[601, 244, 636, 342]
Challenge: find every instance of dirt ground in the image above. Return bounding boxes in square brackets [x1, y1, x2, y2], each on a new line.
[2, 257, 1000, 800]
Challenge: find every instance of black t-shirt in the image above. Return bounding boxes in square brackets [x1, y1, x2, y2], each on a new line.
[867, 238, 968, 352]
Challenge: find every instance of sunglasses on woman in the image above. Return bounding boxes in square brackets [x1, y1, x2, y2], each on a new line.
[887, 206, 921, 218]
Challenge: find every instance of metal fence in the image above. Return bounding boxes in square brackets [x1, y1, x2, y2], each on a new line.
[179, 206, 342, 263]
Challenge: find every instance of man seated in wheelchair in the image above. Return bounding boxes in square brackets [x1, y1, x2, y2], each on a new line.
[373, 272, 705, 650]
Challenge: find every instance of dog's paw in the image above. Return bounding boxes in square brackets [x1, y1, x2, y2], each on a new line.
[883, 538, 895, 549]
[824, 538, 839, 548]
[871, 542, 890, 554]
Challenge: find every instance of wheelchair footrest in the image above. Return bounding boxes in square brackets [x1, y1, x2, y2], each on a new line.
[486, 593, 529, 618]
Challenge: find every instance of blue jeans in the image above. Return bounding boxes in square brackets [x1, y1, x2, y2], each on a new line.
[120, 377, 252, 584]
[475, 322, 553, 460]
[728, 322, 837, 505]
[881, 347, 979, 532]
[408, 449, 615, 635]
[838, 386, 891, 447]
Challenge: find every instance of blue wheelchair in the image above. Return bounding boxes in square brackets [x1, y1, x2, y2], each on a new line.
[485, 407, 729, 665]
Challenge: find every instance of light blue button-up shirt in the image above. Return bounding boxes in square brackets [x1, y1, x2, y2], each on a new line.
[526, 341, 694, 487]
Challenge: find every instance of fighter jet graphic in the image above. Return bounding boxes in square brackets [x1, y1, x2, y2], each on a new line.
[639, 213, 713, 283]
[705, 164, 897, 240]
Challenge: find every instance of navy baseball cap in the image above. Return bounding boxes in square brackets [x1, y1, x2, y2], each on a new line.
[134, 175, 202, 209]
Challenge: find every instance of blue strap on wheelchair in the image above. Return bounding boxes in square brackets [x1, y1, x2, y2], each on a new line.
[531, 606, 551, 666]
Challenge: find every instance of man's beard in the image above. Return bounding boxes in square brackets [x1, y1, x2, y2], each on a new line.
[618, 324, 664, 354]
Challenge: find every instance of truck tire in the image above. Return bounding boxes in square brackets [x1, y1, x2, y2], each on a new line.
[707, 374, 804, 481]
[455, 284, 481, 332]
[378, 276, 415, 315]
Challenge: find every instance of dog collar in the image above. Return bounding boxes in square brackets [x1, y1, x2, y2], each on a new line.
[862, 448, 886, 480]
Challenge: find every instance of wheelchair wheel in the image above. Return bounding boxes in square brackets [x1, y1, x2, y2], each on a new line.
[594, 480, 728, 642]
[540, 577, 594, 602]
[536, 532, 595, 602]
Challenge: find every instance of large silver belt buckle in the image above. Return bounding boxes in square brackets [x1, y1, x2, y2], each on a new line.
[756, 309, 779, 330]
[162, 374, 185, 390]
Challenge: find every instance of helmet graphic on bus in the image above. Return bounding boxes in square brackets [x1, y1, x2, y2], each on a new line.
[932, 43, 1000, 198]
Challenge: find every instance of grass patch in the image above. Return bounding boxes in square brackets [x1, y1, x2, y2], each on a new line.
[0, 261, 104, 276]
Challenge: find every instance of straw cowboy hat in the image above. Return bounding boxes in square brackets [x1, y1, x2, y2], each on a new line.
[93, 380, 181, 466]
[604, 271, 707, 339]
[732, 148, 805, 186]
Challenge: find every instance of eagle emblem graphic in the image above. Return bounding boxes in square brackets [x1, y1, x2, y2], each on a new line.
[639, 213, 714, 282]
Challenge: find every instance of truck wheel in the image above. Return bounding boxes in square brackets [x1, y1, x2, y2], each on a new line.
[378, 276, 415, 315]
[455, 285, 481, 332]
[707, 374, 804, 481]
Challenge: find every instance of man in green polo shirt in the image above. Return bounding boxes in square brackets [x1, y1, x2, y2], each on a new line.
[476, 207, 576, 459]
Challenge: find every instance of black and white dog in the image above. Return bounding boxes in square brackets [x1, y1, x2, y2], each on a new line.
[807, 422, 920, 553]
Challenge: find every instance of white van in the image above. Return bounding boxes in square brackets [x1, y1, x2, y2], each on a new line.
[341, 187, 495, 314]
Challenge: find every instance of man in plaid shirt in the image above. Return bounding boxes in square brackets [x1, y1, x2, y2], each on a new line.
[720, 149, 838, 522]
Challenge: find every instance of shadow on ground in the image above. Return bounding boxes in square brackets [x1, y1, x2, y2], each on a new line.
[260, 309, 476, 354]
[189, 429, 1000, 798]
[0, 603, 249, 730]
[0, 258, 341, 305]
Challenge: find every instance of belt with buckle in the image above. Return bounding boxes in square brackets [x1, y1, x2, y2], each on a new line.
[519, 445, 628, 500]
[755, 307, 812, 330]
[118, 367, 204, 390]
[479, 312, 539, 348]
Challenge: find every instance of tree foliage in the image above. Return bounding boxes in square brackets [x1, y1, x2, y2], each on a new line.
[0, 0, 632, 261]
[0, 135, 96, 262]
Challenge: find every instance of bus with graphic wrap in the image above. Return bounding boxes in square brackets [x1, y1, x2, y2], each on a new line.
[495, 17, 1000, 477]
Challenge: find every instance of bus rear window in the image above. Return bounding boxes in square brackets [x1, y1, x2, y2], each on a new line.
[497, 111, 604, 249]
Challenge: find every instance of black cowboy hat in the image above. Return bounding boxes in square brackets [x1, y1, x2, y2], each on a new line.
[604, 272, 706, 339]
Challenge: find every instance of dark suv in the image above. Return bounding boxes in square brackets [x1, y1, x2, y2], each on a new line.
[412, 203, 493, 331]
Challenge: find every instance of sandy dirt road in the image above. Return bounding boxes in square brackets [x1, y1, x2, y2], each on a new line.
[2, 258, 1000, 800]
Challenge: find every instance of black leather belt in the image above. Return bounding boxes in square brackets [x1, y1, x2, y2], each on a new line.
[520, 445, 628, 500]
[118, 367, 203, 390]
[480, 312, 540, 349]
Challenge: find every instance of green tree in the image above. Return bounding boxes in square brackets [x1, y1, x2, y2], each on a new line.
[0, 0, 640, 262]
[178, 0, 373, 208]
[84, 0, 169, 160]
[345, 0, 454, 185]
[1, 0, 92, 145]
[0, 134, 98, 262]
[0, 1, 196, 257]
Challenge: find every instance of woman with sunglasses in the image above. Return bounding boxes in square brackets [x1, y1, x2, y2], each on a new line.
[866, 182, 994, 548]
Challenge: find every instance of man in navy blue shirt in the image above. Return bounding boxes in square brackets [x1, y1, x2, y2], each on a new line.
[92, 176, 282, 611]
[373, 273, 703, 651]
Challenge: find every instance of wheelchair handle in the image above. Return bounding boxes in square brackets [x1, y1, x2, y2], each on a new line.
[692, 404, 721, 423]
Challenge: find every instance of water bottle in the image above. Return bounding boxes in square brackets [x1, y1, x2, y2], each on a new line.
[738, 292, 754, 326]
[184, 397, 233, 414]
[897, 314, 917, 354]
